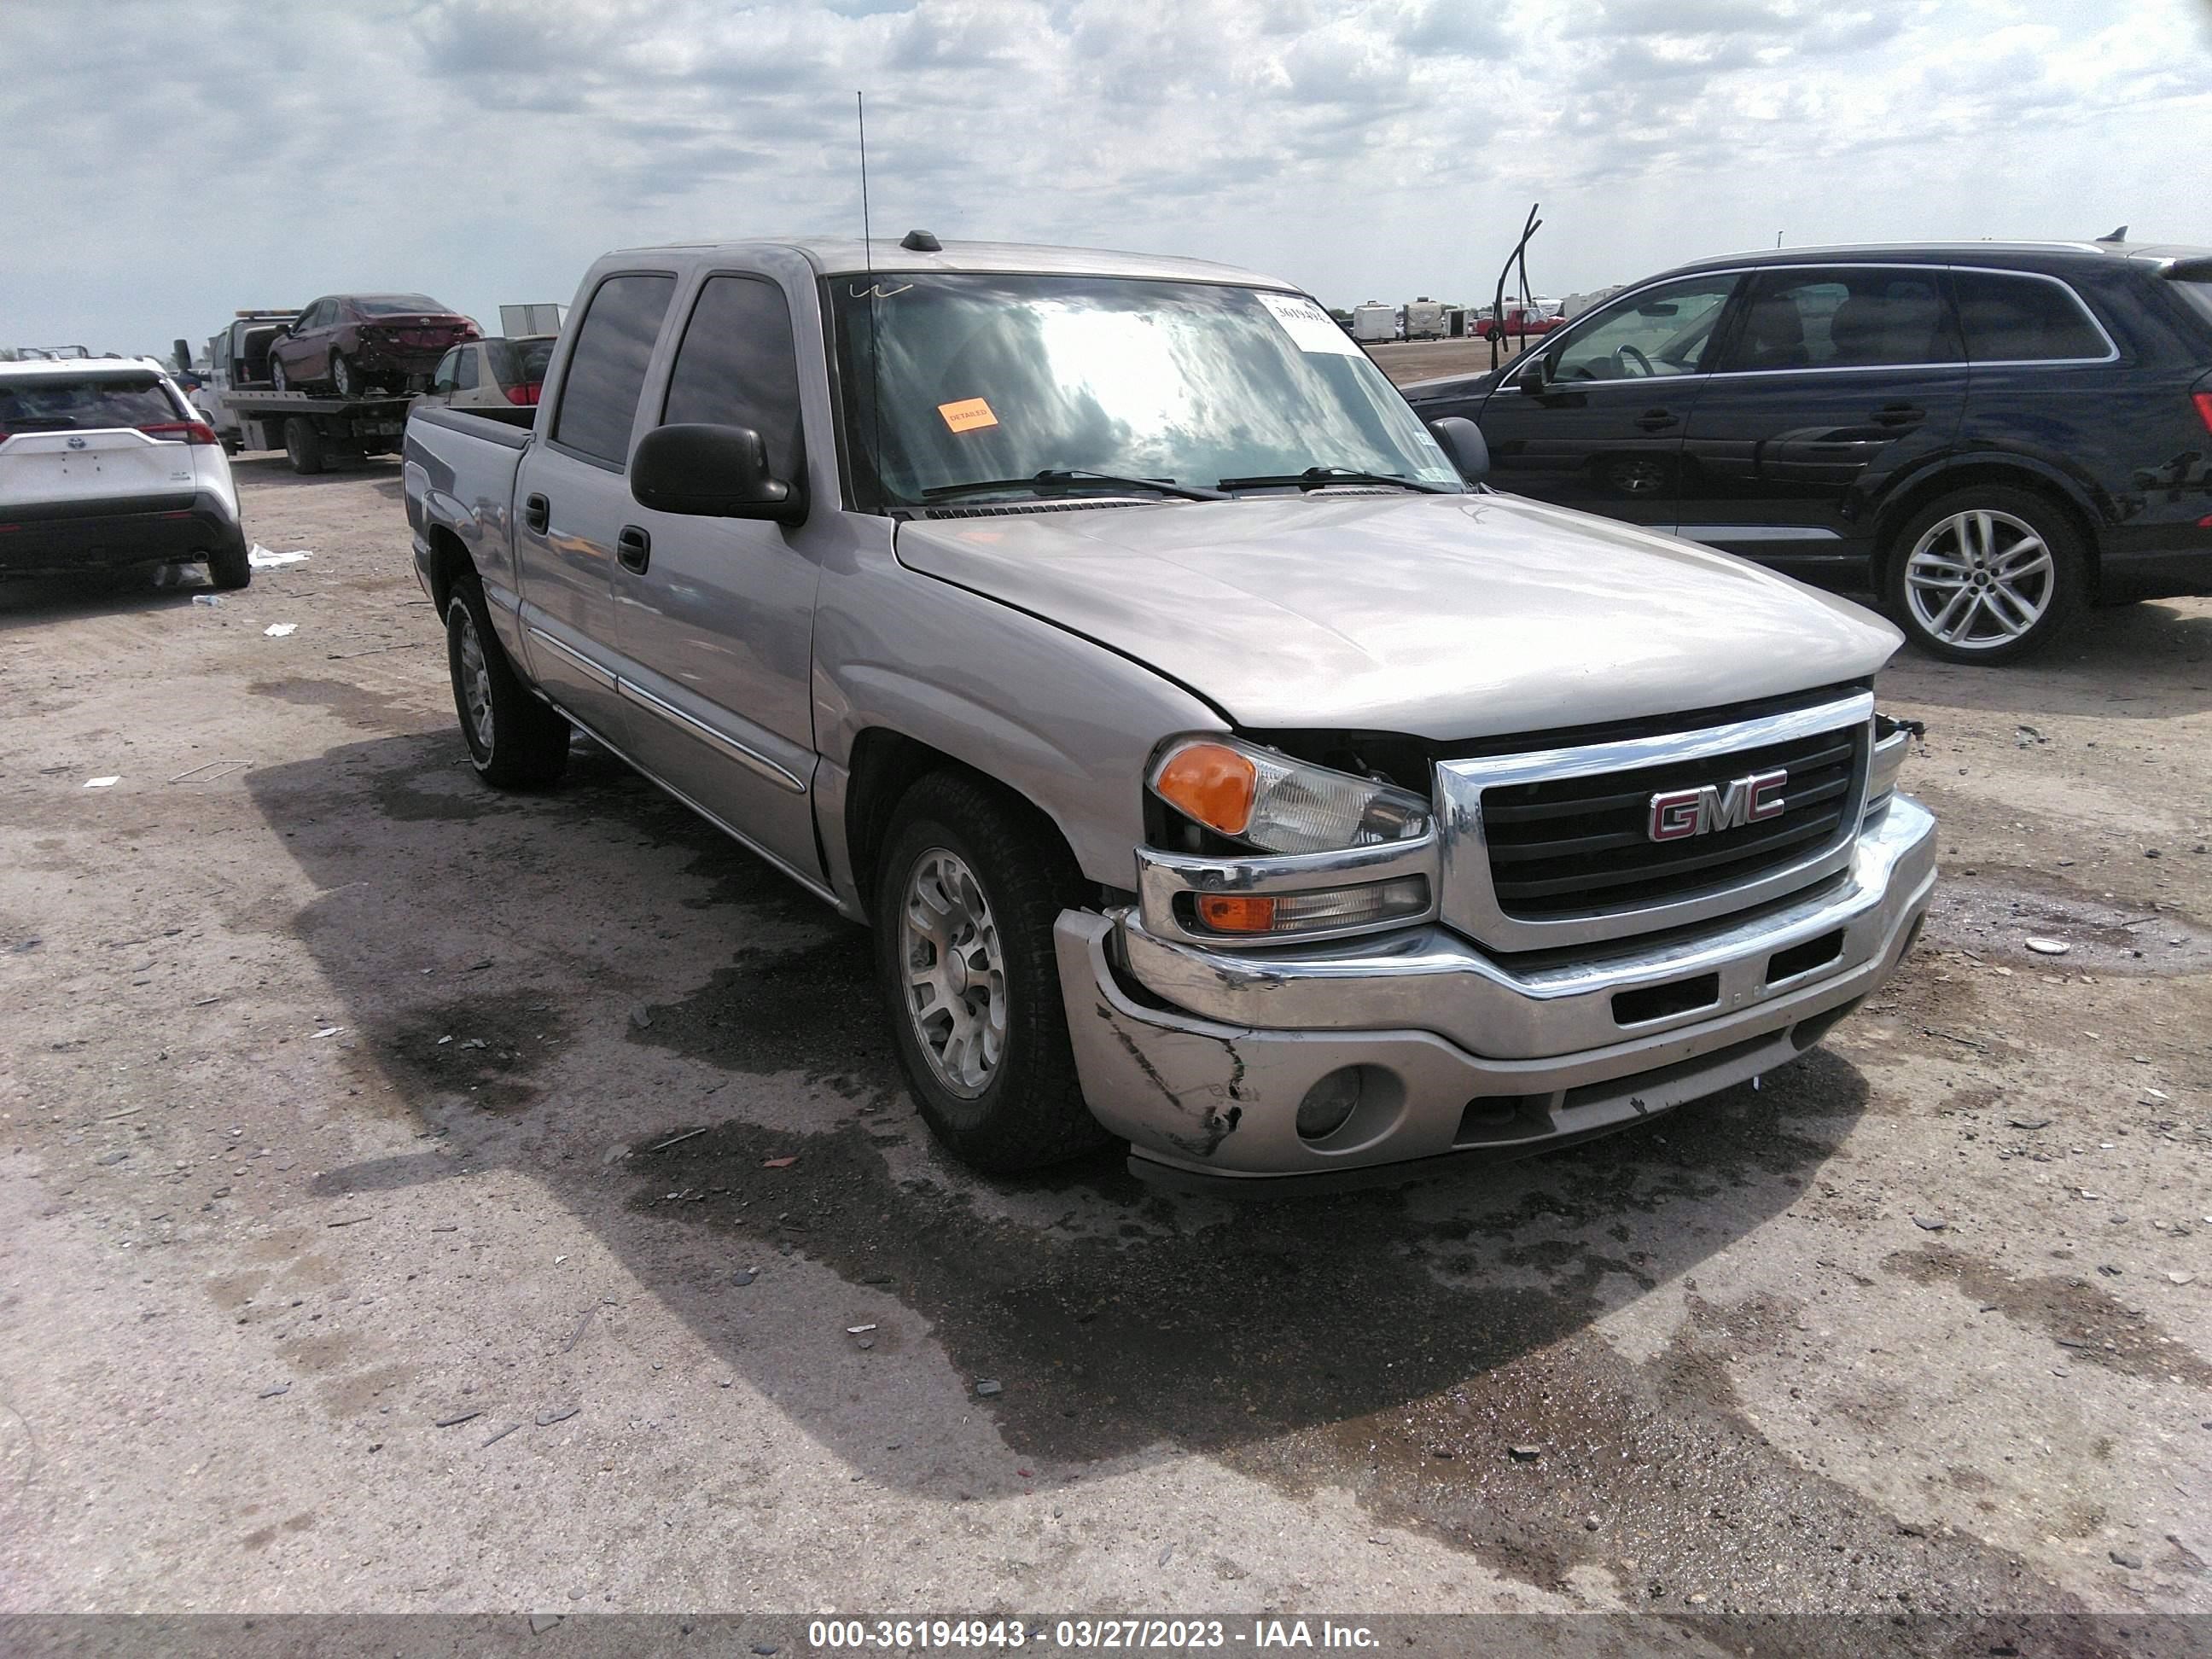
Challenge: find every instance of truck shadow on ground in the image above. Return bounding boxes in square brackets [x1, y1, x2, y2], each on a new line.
[232, 729, 2080, 1618]
[249, 731, 1876, 1468]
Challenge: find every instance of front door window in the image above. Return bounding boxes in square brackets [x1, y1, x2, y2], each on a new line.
[1544, 277, 1738, 384]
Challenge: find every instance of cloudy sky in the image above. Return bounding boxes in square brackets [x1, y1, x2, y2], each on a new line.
[3, 0, 2207, 357]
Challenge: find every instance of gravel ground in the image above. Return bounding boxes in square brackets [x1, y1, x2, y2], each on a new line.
[1, 452, 2208, 1641]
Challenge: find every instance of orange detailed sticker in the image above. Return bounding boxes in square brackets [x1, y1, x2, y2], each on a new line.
[937, 397, 998, 434]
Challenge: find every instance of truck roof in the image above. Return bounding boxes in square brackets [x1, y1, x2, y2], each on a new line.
[613, 236, 1298, 291]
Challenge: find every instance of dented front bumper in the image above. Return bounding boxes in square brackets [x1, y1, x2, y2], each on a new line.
[1053, 794, 1936, 1190]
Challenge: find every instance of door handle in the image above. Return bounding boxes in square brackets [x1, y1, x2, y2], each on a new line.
[1634, 409, 1678, 432]
[616, 525, 651, 574]
[523, 492, 549, 533]
[1872, 404, 1925, 428]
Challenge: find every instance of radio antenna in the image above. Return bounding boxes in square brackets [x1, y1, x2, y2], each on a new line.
[857, 90, 884, 509]
[857, 91, 873, 270]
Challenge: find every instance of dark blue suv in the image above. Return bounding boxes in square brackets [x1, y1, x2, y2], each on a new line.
[1402, 241, 2212, 662]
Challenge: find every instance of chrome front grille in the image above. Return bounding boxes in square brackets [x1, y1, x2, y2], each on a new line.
[1483, 725, 1861, 917]
[1435, 692, 1874, 952]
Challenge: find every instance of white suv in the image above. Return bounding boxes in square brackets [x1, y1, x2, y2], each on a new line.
[0, 358, 250, 588]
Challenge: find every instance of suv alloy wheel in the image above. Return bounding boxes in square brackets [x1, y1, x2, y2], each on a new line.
[1884, 486, 2085, 663]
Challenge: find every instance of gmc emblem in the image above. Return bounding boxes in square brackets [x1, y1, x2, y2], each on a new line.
[1648, 768, 1788, 841]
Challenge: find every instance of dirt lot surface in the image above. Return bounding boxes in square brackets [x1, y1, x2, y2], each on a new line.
[3, 455, 2209, 1640]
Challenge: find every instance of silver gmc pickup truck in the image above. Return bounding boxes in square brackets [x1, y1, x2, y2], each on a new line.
[403, 235, 1936, 1190]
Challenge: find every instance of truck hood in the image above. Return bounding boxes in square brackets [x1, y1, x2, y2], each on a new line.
[894, 492, 1900, 740]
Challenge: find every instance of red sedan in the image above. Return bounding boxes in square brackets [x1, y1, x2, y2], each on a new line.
[267, 294, 480, 397]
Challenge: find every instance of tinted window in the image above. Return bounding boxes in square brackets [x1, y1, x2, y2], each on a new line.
[662, 276, 805, 480]
[496, 337, 556, 385]
[1719, 268, 1958, 372]
[553, 274, 676, 466]
[456, 348, 479, 391]
[1546, 275, 1738, 382]
[2171, 279, 2212, 329]
[0, 376, 183, 434]
[1953, 271, 2107, 361]
[430, 350, 459, 393]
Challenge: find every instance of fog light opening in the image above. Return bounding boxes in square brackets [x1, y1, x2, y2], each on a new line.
[1294, 1063, 1406, 1150]
[1296, 1068, 1364, 1140]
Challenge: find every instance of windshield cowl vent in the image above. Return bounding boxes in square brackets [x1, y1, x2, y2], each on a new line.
[917, 498, 1151, 521]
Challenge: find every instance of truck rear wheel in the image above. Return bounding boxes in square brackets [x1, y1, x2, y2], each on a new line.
[283, 416, 326, 475]
[445, 578, 570, 788]
[873, 772, 1109, 1173]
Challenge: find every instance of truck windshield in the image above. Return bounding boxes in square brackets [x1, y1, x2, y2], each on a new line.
[830, 273, 1461, 508]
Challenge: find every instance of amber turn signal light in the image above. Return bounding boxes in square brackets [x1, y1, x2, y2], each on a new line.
[1152, 742, 1257, 836]
[1196, 894, 1278, 933]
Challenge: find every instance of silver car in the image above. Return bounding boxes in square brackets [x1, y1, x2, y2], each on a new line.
[403, 236, 1934, 1190]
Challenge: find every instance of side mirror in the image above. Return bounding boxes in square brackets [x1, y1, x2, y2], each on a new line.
[1426, 416, 1488, 486]
[1518, 352, 1551, 393]
[630, 422, 804, 523]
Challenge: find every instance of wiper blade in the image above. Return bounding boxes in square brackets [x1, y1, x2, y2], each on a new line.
[921, 468, 1226, 504]
[1217, 467, 1452, 494]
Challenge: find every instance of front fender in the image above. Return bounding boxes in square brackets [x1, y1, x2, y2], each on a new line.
[812, 544, 1228, 905]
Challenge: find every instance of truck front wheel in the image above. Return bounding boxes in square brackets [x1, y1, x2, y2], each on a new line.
[445, 579, 570, 788]
[873, 772, 1108, 1173]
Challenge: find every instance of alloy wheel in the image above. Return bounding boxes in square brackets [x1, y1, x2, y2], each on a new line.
[1903, 509, 2055, 650]
[454, 605, 495, 754]
[899, 847, 1005, 1098]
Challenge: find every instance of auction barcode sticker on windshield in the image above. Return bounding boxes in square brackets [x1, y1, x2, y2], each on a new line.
[1258, 292, 1361, 356]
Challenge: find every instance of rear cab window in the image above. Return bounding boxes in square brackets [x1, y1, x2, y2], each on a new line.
[0, 376, 186, 437]
[1952, 271, 2111, 362]
[550, 274, 677, 467]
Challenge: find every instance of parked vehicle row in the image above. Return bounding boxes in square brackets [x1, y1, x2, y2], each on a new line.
[182, 295, 549, 474]
[1403, 240, 2212, 661]
[405, 234, 1934, 1191]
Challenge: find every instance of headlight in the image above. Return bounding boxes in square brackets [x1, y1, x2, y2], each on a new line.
[1148, 736, 1430, 855]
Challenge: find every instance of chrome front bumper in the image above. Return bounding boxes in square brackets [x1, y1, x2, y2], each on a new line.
[1053, 795, 1936, 1188]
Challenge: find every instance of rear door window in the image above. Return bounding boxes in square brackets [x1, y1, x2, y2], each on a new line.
[456, 349, 479, 392]
[1952, 271, 2110, 362]
[661, 275, 805, 479]
[0, 377, 183, 436]
[1716, 268, 1959, 372]
[551, 273, 677, 467]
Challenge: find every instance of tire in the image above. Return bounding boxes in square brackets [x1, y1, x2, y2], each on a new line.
[206, 541, 251, 591]
[445, 578, 569, 788]
[270, 356, 288, 393]
[873, 771, 1109, 1173]
[1883, 486, 2086, 664]
[329, 352, 358, 396]
[282, 416, 326, 475]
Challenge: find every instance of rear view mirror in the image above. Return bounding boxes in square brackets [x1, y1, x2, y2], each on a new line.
[631, 422, 804, 524]
[1426, 416, 1489, 486]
